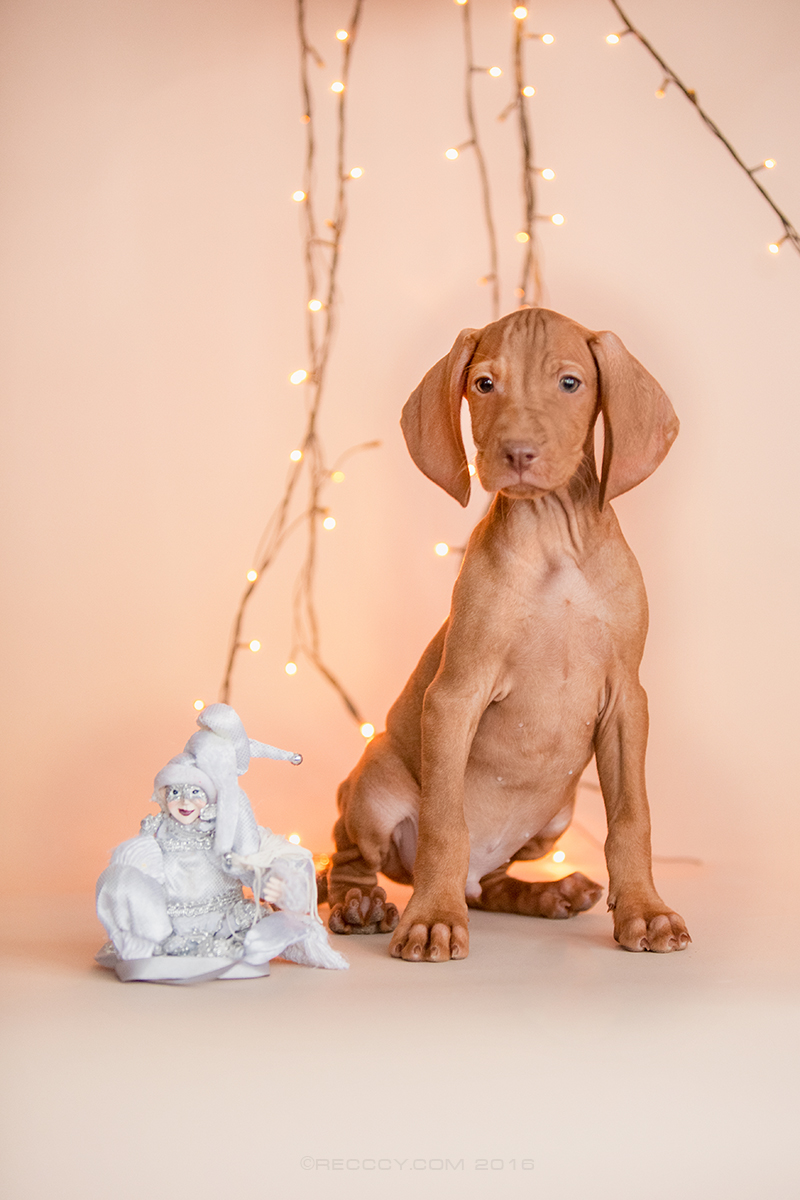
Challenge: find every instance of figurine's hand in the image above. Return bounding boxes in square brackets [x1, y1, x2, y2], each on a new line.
[262, 860, 309, 914]
[262, 877, 285, 906]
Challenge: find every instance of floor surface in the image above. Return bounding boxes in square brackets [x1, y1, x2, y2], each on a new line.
[1, 859, 797, 1200]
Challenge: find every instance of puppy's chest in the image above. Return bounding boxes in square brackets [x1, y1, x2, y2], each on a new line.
[499, 555, 612, 683]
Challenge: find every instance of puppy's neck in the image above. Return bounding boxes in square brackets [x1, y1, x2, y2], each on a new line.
[486, 454, 603, 561]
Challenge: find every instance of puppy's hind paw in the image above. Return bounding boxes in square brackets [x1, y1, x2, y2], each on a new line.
[328, 886, 399, 936]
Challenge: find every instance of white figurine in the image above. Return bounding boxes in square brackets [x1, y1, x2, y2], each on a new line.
[96, 703, 347, 982]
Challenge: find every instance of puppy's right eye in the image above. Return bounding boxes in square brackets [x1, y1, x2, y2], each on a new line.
[475, 377, 494, 394]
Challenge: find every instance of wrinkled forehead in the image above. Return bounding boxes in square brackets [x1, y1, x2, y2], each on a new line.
[472, 308, 597, 378]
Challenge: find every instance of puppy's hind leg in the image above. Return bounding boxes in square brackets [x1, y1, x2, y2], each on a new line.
[468, 865, 603, 919]
[468, 805, 603, 919]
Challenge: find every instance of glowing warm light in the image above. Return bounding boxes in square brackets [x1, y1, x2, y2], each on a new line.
[445, 147, 460, 160]
[522, 86, 536, 97]
[331, 470, 345, 483]
[323, 516, 336, 530]
[290, 369, 308, 385]
[435, 542, 450, 556]
[513, 6, 528, 17]
[552, 850, 566, 863]
[455, 0, 467, 6]
[551, 213, 565, 225]
[488, 66, 502, 77]
[768, 242, 781, 254]
[249, 640, 261, 653]
[288, 833, 302, 844]
[764, 158, 776, 169]
[606, 33, 620, 44]
[331, 81, 345, 93]
[468, 463, 477, 476]
[360, 723, 375, 738]
[349, 167, 363, 178]
[193, 699, 205, 711]
[246, 569, 258, 582]
[541, 167, 555, 179]
[336, 29, 349, 40]
[655, 87, 666, 99]
[285, 661, 298, 675]
[290, 449, 303, 462]
[541, 33, 555, 44]
[292, 190, 306, 202]
[308, 299, 323, 311]
[516, 230, 530, 243]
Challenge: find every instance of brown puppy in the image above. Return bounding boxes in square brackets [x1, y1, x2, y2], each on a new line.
[328, 307, 690, 961]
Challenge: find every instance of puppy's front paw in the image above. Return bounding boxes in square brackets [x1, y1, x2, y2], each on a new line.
[389, 900, 469, 963]
[613, 906, 691, 953]
[328, 886, 399, 935]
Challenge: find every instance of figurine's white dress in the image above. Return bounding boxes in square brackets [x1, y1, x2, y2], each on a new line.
[97, 808, 346, 983]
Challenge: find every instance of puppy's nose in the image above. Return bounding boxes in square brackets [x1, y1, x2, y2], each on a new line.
[502, 442, 539, 472]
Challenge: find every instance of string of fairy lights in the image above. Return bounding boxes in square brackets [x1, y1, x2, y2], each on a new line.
[604, 0, 798, 256]
[215, 0, 377, 742]
[446, 2, 562, 318]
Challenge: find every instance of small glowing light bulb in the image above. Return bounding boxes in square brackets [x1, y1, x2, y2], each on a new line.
[488, 66, 502, 77]
[331, 81, 345, 93]
[360, 723, 375, 738]
[541, 33, 555, 44]
[435, 542, 450, 556]
[541, 167, 555, 179]
[764, 158, 776, 169]
[522, 85, 536, 97]
[292, 190, 306, 202]
[323, 516, 336, 530]
[768, 242, 781, 254]
[655, 87, 666, 99]
[551, 213, 565, 225]
[516, 230, 530, 243]
[336, 29, 349, 40]
[552, 850, 566, 863]
[513, 6, 528, 17]
[246, 569, 258, 582]
[455, 0, 468, 6]
[288, 833, 302, 844]
[290, 369, 308, 385]
[445, 147, 460, 160]
[290, 449, 303, 462]
[249, 640, 261, 653]
[308, 299, 323, 311]
[331, 470, 345, 483]
[193, 699, 205, 711]
[349, 166, 363, 179]
[468, 464, 477, 476]
[606, 32, 620, 44]
[285, 661, 298, 675]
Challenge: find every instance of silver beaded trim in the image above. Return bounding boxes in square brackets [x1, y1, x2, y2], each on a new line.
[159, 829, 215, 853]
[166, 884, 243, 919]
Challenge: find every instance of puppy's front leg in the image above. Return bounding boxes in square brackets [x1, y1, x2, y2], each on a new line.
[389, 679, 484, 963]
[595, 680, 691, 953]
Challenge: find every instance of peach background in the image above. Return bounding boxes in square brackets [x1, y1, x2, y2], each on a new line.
[1, 0, 798, 898]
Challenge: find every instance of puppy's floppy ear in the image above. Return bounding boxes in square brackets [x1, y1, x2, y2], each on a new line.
[401, 328, 480, 507]
[589, 331, 679, 508]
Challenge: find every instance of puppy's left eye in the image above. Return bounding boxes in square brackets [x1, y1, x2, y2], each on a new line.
[475, 376, 494, 394]
[558, 375, 581, 393]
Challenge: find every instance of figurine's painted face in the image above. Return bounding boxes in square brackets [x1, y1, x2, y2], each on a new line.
[165, 784, 208, 825]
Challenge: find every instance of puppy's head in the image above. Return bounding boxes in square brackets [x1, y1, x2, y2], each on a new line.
[401, 307, 678, 508]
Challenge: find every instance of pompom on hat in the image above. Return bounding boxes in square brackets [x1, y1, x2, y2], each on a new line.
[151, 704, 302, 856]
